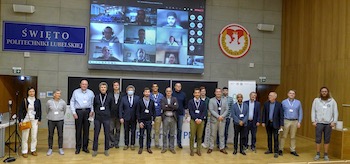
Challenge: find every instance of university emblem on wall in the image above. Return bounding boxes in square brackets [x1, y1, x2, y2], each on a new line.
[218, 24, 251, 58]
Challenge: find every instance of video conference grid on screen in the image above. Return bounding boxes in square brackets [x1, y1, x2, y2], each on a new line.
[88, 0, 205, 73]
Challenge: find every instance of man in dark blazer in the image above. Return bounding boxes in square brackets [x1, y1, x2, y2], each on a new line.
[243, 92, 261, 152]
[109, 81, 124, 149]
[188, 88, 206, 156]
[161, 87, 178, 154]
[262, 91, 284, 158]
[119, 85, 140, 151]
[231, 94, 249, 155]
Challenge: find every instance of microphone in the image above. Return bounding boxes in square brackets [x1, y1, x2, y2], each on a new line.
[8, 100, 12, 110]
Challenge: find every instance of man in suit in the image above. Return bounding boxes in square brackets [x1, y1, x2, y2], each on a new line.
[231, 94, 249, 155]
[119, 85, 140, 151]
[92, 82, 113, 157]
[207, 88, 229, 154]
[161, 87, 178, 154]
[189, 88, 206, 156]
[136, 87, 156, 154]
[244, 92, 261, 152]
[262, 92, 284, 158]
[109, 81, 123, 149]
[172, 83, 187, 149]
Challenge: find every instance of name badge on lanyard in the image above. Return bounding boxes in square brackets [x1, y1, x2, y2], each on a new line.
[194, 99, 200, 113]
[145, 109, 150, 113]
[153, 94, 159, 107]
[239, 114, 244, 118]
[100, 94, 107, 111]
[53, 101, 60, 115]
[216, 99, 222, 110]
[288, 99, 295, 112]
[54, 111, 59, 115]
[289, 109, 293, 112]
[154, 103, 158, 107]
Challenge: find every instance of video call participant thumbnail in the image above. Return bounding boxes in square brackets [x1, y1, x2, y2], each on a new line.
[95, 46, 120, 61]
[101, 26, 120, 43]
[163, 12, 183, 29]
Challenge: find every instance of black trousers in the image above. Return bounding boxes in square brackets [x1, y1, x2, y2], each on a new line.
[48, 120, 64, 149]
[233, 124, 246, 151]
[245, 120, 257, 148]
[139, 120, 152, 149]
[93, 118, 110, 151]
[124, 120, 136, 146]
[75, 109, 90, 150]
[266, 122, 279, 153]
[109, 117, 121, 146]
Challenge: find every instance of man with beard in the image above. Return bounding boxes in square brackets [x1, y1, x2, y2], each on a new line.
[311, 87, 338, 161]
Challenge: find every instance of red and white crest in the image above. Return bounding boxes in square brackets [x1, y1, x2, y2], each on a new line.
[218, 24, 251, 58]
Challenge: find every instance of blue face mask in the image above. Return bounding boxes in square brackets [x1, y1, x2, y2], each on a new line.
[127, 90, 134, 96]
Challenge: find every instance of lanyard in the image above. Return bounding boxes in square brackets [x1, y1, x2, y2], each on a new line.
[194, 99, 200, 110]
[288, 99, 295, 107]
[100, 94, 107, 107]
[153, 93, 158, 102]
[143, 98, 150, 108]
[53, 100, 60, 110]
[216, 98, 222, 107]
[237, 103, 243, 112]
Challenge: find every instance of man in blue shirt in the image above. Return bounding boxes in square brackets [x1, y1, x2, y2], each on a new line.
[150, 83, 164, 149]
[279, 90, 303, 156]
[70, 80, 95, 154]
[172, 83, 186, 149]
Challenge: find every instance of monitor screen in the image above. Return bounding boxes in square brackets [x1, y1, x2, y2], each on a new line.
[88, 0, 205, 73]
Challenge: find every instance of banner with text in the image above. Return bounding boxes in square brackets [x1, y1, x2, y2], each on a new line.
[2, 21, 87, 54]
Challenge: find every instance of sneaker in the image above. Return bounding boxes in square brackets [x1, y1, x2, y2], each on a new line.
[59, 148, 64, 155]
[47, 149, 53, 156]
[314, 154, 320, 161]
[92, 151, 98, 157]
[324, 155, 329, 161]
[104, 150, 109, 156]
[201, 143, 207, 149]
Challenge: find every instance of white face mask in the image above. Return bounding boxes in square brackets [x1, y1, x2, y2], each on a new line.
[127, 90, 134, 96]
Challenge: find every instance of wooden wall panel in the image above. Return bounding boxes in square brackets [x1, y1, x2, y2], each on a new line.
[278, 0, 350, 139]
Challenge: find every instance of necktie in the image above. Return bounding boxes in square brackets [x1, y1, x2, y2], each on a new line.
[129, 96, 133, 107]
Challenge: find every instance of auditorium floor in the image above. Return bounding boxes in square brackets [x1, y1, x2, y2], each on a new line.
[3, 127, 348, 164]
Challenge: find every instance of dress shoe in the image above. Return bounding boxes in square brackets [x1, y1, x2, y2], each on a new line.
[178, 144, 183, 149]
[291, 151, 299, 156]
[240, 151, 246, 155]
[138, 148, 143, 154]
[197, 151, 202, 156]
[220, 149, 228, 154]
[31, 151, 38, 156]
[190, 151, 194, 156]
[22, 154, 28, 158]
[82, 149, 90, 153]
[274, 153, 279, 158]
[207, 149, 213, 154]
[233, 150, 237, 155]
[131, 145, 135, 150]
[115, 145, 119, 149]
[170, 149, 176, 154]
[251, 147, 256, 152]
[278, 150, 283, 156]
[155, 145, 160, 149]
[123, 146, 129, 150]
[265, 150, 273, 154]
[104, 150, 109, 156]
[147, 148, 153, 154]
[161, 149, 167, 153]
[75, 149, 80, 154]
[92, 151, 97, 157]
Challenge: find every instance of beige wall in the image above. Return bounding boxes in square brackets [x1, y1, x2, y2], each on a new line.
[0, 0, 282, 126]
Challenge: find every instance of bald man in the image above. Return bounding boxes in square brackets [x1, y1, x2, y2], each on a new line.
[262, 92, 284, 158]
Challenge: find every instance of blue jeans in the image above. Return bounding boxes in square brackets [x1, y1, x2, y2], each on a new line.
[177, 115, 184, 145]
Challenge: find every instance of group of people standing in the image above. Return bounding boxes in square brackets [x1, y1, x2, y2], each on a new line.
[17, 80, 338, 161]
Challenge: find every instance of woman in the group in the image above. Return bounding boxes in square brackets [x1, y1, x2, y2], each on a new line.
[167, 36, 179, 46]
[46, 89, 67, 156]
[19, 87, 42, 158]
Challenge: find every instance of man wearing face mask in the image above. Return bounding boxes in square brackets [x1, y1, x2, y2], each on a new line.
[119, 85, 140, 151]
[92, 82, 113, 157]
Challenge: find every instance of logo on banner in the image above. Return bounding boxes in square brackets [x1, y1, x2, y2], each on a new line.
[218, 24, 251, 58]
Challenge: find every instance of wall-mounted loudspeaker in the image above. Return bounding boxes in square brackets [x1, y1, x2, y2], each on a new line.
[257, 24, 275, 32]
[13, 4, 35, 14]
